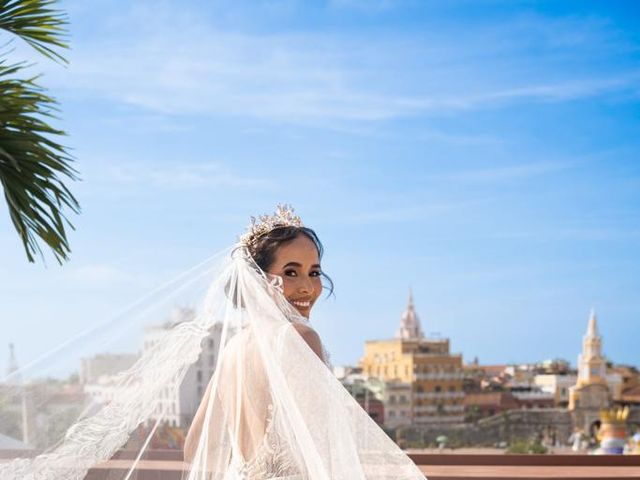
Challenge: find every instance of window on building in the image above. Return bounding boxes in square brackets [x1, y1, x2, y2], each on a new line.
[209, 354, 215, 366]
[209, 339, 214, 348]
[449, 386, 455, 392]
[389, 395, 396, 404]
[197, 370, 203, 382]
[435, 385, 442, 393]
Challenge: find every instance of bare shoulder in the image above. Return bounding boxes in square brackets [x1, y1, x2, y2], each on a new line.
[291, 322, 324, 360]
[291, 321, 317, 335]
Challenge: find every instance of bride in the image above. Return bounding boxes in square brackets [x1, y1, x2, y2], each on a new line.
[184, 209, 329, 477]
[182, 205, 425, 479]
[0, 205, 426, 480]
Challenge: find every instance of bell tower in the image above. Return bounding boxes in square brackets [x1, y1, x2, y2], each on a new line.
[576, 309, 607, 386]
[568, 309, 612, 435]
[396, 290, 424, 340]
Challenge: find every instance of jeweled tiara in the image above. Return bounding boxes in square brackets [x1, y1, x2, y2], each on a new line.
[239, 204, 304, 246]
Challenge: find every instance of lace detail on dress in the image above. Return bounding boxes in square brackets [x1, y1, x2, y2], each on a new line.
[232, 404, 302, 480]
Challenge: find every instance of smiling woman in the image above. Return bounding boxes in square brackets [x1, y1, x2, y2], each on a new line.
[180, 205, 426, 479]
[245, 222, 334, 303]
[0, 205, 426, 480]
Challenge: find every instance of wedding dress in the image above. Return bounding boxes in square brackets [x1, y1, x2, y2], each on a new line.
[0, 242, 426, 480]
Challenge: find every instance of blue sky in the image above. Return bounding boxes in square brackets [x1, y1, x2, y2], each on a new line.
[1, 0, 640, 376]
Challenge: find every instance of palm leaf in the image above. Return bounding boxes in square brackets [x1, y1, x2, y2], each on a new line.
[0, 0, 68, 64]
[0, 59, 78, 263]
[0, 0, 77, 264]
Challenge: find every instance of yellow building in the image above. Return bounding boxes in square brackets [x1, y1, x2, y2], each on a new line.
[360, 292, 464, 424]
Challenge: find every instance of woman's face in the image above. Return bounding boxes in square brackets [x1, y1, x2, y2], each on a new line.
[267, 234, 322, 318]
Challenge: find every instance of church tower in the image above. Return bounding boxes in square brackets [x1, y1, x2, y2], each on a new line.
[576, 309, 607, 386]
[396, 290, 424, 340]
[6, 343, 21, 384]
[361, 291, 464, 424]
[568, 309, 612, 435]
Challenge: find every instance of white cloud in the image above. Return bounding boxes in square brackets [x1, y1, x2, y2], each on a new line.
[34, 3, 639, 126]
[434, 161, 570, 183]
[341, 199, 487, 224]
[418, 130, 505, 147]
[69, 264, 130, 284]
[105, 162, 273, 190]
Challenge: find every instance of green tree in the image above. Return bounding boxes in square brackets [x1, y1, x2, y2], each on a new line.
[0, 0, 79, 264]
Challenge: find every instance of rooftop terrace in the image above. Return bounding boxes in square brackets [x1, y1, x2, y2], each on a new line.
[2, 449, 639, 479]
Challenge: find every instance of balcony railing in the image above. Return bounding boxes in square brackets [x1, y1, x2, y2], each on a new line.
[414, 373, 464, 380]
[410, 453, 640, 479]
[414, 405, 465, 413]
[414, 391, 465, 399]
[2, 449, 639, 479]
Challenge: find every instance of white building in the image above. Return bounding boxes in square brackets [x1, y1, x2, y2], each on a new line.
[84, 307, 224, 428]
[144, 308, 223, 428]
[79, 353, 139, 384]
[534, 374, 577, 406]
[383, 380, 412, 428]
[333, 365, 361, 380]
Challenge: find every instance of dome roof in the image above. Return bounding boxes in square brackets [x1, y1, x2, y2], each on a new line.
[396, 290, 424, 339]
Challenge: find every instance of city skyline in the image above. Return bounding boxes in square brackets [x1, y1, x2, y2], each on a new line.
[3, 299, 636, 383]
[1, 0, 640, 373]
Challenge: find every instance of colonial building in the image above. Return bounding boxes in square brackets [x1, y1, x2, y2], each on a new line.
[79, 353, 139, 384]
[464, 391, 520, 420]
[568, 310, 622, 434]
[143, 307, 223, 428]
[85, 307, 223, 429]
[360, 291, 464, 424]
[534, 374, 576, 407]
[383, 380, 413, 428]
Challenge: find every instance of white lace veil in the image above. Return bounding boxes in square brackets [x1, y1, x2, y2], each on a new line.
[0, 236, 426, 479]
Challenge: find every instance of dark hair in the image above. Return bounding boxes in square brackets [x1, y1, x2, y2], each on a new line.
[247, 225, 334, 296]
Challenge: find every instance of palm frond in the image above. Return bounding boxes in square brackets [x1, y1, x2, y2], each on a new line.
[0, 58, 78, 264]
[0, 0, 68, 63]
[0, 0, 77, 264]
